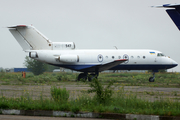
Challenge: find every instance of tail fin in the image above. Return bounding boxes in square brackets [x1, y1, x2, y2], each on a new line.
[8, 25, 52, 50]
[155, 4, 180, 30]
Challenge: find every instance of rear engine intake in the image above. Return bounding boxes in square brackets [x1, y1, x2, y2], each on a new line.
[29, 52, 38, 58]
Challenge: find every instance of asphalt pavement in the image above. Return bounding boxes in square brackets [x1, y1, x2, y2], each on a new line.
[0, 115, 112, 120]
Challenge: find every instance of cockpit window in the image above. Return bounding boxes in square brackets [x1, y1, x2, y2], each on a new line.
[157, 53, 165, 57]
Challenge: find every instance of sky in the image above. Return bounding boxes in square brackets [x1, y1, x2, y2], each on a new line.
[0, 0, 180, 72]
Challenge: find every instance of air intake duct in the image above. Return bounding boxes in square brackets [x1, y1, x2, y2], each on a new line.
[29, 52, 38, 58]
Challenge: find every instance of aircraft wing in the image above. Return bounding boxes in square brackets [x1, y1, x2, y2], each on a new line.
[81, 59, 127, 72]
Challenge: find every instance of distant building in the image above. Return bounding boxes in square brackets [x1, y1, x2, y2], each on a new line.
[14, 68, 29, 72]
[4, 68, 30, 72]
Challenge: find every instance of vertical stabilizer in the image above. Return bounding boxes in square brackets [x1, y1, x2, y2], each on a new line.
[155, 4, 180, 30]
[166, 9, 180, 30]
[8, 25, 52, 50]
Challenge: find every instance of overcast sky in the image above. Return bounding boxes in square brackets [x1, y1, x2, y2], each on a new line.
[0, 0, 180, 72]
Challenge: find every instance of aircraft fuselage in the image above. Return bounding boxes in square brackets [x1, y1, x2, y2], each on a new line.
[31, 49, 177, 72]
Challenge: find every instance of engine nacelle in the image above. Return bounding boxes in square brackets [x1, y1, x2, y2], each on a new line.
[56, 55, 79, 63]
[52, 42, 75, 50]
[29, 52, 38, 58]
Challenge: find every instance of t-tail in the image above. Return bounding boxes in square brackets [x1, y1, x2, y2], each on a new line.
[155, 4, 180, 30]
[8, 25, 75, 51]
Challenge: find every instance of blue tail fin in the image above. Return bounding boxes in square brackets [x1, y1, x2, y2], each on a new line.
[156, 4, 180, 30]
[166, 9, 180, 30]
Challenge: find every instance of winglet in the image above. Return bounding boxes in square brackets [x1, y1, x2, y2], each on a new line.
[155, 3, 180, 30]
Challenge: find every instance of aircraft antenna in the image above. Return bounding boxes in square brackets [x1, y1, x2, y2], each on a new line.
[114, 46, 118, 50]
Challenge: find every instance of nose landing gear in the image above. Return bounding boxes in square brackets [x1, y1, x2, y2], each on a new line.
[149, 72, 155, 82]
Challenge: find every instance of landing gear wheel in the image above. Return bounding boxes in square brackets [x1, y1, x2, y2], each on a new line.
[77, 73, 87, 82]
[88, 74, 97, 82]
[149, 77, 155, 82]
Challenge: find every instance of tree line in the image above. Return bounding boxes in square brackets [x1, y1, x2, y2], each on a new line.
[24, 56, 59, 75]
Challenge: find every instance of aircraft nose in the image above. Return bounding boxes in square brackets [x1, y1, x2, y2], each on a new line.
[171, 59, 178, 67]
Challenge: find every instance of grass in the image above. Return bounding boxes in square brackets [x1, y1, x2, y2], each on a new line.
[99, 72, 180, 88]
[51, 86, 69, 103]
[0, 72, 180, 116]
[0, 85, 180, 116]
[0, 72, 180, 87]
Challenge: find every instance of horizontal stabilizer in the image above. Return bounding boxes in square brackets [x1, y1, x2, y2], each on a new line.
[8, 25, 27, 28]
[153, 4, 180, 9]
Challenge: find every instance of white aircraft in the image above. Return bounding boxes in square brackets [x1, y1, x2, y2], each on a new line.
[7, 4, 178, 82]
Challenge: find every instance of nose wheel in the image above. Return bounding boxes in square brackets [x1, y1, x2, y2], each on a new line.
[149, 72, 155, 82]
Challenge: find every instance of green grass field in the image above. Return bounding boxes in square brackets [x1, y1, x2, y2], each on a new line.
[0, 72, 180, 87]
[0, 72, 180, 116]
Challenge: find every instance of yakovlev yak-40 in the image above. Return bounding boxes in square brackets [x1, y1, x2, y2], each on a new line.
[7, 3, 178, 82]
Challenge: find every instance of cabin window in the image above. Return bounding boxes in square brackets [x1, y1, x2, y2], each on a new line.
[143, 56, 146, 59]
[112, 56, 114, 59]
[131, 56, 134, 58]
[118, 56, 121, 59]
[106, 56, 108, 58]
[137, 56, 140, 58]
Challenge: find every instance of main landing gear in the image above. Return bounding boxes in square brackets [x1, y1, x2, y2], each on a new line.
[78, 72, 156, 82]
[77, 73, 98, 82]
[149, 72, 155, 82]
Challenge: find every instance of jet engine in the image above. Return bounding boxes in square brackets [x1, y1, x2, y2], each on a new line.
[56, 55, 79, 63]
[29, 52, 38, 58]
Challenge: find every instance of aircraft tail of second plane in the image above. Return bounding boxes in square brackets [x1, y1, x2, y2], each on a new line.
[155, 4, 180, 30]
